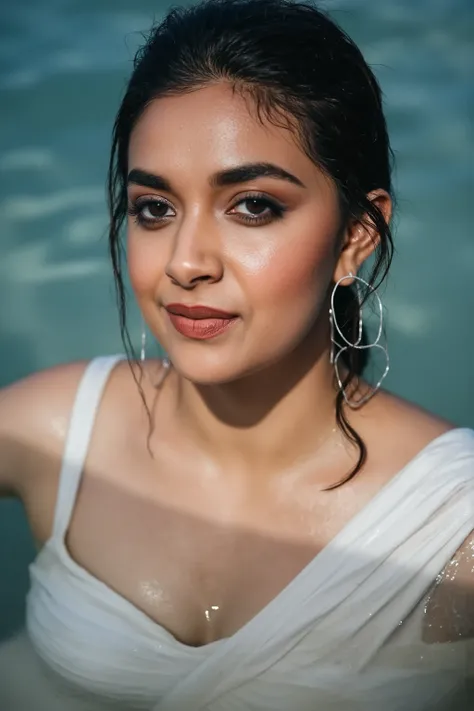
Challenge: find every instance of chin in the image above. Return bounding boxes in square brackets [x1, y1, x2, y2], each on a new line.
[167, 347, 254, 386]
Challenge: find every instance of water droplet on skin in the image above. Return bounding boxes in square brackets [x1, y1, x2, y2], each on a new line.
[140, 580, 166, 606]
[204, 605, 220, 623]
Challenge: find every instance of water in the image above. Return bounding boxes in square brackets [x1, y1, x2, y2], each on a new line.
[0, 0, 472, 640]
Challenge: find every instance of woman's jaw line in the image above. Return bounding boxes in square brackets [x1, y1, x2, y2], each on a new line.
[158, 325, 341, 472]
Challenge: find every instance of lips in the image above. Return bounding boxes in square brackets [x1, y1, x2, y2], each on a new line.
[165, 303, 236, 319]
[165, 303, 238, 340]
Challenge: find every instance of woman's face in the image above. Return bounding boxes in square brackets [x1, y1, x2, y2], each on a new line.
[127, 83, 349, 383]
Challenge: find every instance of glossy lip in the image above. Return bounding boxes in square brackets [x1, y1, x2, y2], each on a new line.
[167, 312, 237, 340]
[165, 303, 237, 319]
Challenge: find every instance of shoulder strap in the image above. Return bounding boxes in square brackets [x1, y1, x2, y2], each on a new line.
[52, 355, 125, 540]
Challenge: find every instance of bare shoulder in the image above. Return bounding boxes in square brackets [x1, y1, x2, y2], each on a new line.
[373, 389, 454, 439]
[357, 388, 459, 475]
[0, 361, 91, 497]
[0, 354, 168, 495]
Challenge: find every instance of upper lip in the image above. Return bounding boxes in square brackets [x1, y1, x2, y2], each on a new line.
[165, 303, 237, 319]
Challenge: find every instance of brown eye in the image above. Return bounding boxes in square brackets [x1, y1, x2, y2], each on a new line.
[233, 198, 272, 217]
[128, 198, 175, 227]
[229, 194, 286, 223]
[142, 200, 173, 219]
[242, 198, 270, 215]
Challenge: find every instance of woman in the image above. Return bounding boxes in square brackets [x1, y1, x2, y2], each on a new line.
[0, 0, 472, 709]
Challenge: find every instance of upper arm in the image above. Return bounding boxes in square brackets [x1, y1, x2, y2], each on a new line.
[0, 362, 88, 499]
[423, 531, 474, 643]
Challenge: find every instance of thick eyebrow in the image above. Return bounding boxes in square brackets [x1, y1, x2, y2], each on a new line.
[127, 169, 172, 192]
[210, 162, 306, 188]
[127, 162, 306, 194]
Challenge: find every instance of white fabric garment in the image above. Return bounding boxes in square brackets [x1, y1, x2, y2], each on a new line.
[7, 356, 473, 710]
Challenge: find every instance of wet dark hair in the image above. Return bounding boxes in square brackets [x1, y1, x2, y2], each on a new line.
[107, 0, 394, 487]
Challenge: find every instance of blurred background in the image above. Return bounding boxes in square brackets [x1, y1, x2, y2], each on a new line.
[0, 0, 472, 641]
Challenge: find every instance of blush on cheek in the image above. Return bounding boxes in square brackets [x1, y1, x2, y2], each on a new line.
[127, 256, 149, 295]
[264, 239, 335, 309]
[127, 237, 163, 296]
[246, 240, 336, 360]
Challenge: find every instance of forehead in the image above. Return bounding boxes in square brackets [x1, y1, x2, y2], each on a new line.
[128, 83, 319, 183]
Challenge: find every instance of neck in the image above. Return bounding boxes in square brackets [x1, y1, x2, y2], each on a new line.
[171, 331, 344, 474]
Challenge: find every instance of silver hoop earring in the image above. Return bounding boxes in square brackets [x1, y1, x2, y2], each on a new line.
[140, 327, 146, 362]
[329, 272, 389, 408]
[140, 325, 172, 376]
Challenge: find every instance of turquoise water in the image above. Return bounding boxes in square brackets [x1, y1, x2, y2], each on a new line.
[0, 0, 472, 638]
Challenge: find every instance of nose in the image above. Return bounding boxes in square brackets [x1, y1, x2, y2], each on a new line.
[165, 214, 224, 289]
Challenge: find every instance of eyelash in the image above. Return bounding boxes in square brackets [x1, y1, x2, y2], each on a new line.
[229, 192, 287, 224]
[127, 192, 287, 229]
[127, 197, 174, 227]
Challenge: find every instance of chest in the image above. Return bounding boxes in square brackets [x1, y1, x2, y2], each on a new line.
[64, 453, 368, 647]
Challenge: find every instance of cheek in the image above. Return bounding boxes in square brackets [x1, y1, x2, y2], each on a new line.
[243, 229, 336, 317]
[127, 232, 165, 297]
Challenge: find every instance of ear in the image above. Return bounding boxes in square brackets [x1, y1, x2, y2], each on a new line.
[333, 189, 392, 284]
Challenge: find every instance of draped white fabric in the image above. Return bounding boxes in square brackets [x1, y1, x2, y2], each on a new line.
[24, 430, 473, 711]
[149, 430, 473, 711]
[5, 358, 472, 710]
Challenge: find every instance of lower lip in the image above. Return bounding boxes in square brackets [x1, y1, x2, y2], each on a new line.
[167, 313, 237, 340]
